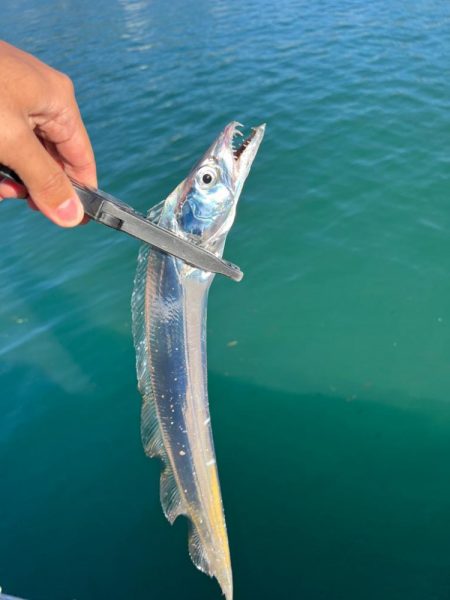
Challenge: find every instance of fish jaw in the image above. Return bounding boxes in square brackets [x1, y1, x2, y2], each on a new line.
[162, 122, 266, 253]
[203, 121, 266, 189]
[218, 120, 266, 197]
[195, 120, 266, 221]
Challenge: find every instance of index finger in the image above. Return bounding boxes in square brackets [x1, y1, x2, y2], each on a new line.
[38, 102, 97, 189]
[55, 109, 97, 187]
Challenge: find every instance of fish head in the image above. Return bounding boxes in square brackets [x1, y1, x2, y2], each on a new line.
[170, 121, 265, 252]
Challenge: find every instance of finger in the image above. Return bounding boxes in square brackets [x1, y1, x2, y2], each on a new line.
[25, 170, 89, 221]
[7, 127, 84, 227]
[55, 111, 97, 187]
[38, 102, 97, 188]
[0, 181, 87, 219]
[37, 136, 91, 225]
[0, 178, 27, 200]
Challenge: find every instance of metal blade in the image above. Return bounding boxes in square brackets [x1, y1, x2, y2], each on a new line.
[0, 166, 243, 282]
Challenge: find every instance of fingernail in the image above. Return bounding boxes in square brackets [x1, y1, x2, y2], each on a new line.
[55, 197, 83, 226]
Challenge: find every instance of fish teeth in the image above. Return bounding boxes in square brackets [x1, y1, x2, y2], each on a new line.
[233, 128, 256, 160]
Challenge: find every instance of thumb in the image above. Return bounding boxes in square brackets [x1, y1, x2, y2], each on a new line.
[8, 129, 84, 227]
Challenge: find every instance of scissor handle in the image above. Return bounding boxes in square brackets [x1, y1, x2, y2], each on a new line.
[0, 165, 23, 185]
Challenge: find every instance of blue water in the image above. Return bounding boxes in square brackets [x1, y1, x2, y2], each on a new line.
[2, 0, 450, 598]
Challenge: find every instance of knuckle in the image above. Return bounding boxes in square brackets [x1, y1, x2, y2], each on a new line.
[37, 169, 68, 198]
[56, 71, 75, 96]
[54, 105, 76, 132]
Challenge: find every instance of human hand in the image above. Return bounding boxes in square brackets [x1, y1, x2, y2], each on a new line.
[0, 41, 96, 227]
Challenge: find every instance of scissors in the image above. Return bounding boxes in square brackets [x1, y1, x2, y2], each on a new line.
[0, 165, 243, 282]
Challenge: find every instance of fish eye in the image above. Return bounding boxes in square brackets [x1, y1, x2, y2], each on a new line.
[197, 166, 219, 189]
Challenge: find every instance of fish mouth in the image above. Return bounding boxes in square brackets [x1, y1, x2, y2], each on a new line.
[191, 121, 265, 197]
[213, 121, 265, 185]
[232, 124, 262, 161]
[228, 121, 265, 166]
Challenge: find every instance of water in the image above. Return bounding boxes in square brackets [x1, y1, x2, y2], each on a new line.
[1, 0, 450, 598]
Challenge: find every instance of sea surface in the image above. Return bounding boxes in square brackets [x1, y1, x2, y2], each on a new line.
[1, 1, 450, 598]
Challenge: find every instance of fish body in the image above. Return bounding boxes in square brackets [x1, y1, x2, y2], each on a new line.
[131, 122, 265, 599]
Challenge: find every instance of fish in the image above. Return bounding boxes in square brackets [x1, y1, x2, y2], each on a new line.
[131, 121, 265, 599]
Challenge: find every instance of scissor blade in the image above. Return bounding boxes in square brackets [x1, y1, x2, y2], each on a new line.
[0, 165, 243, 281]
[74, 183, 243, 281]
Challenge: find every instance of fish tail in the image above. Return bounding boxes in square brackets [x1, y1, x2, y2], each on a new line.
[189, 521, 233, 600]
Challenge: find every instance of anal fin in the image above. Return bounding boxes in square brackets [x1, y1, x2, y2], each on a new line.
[188, 523, 211, 576]
[141, 394, 165, 459]
[160, 464, 185, 524]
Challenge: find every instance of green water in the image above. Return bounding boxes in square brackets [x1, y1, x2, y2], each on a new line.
[2, 0, 450, 598]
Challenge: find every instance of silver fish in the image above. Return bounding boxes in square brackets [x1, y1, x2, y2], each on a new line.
[131, 121, 265, 599]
